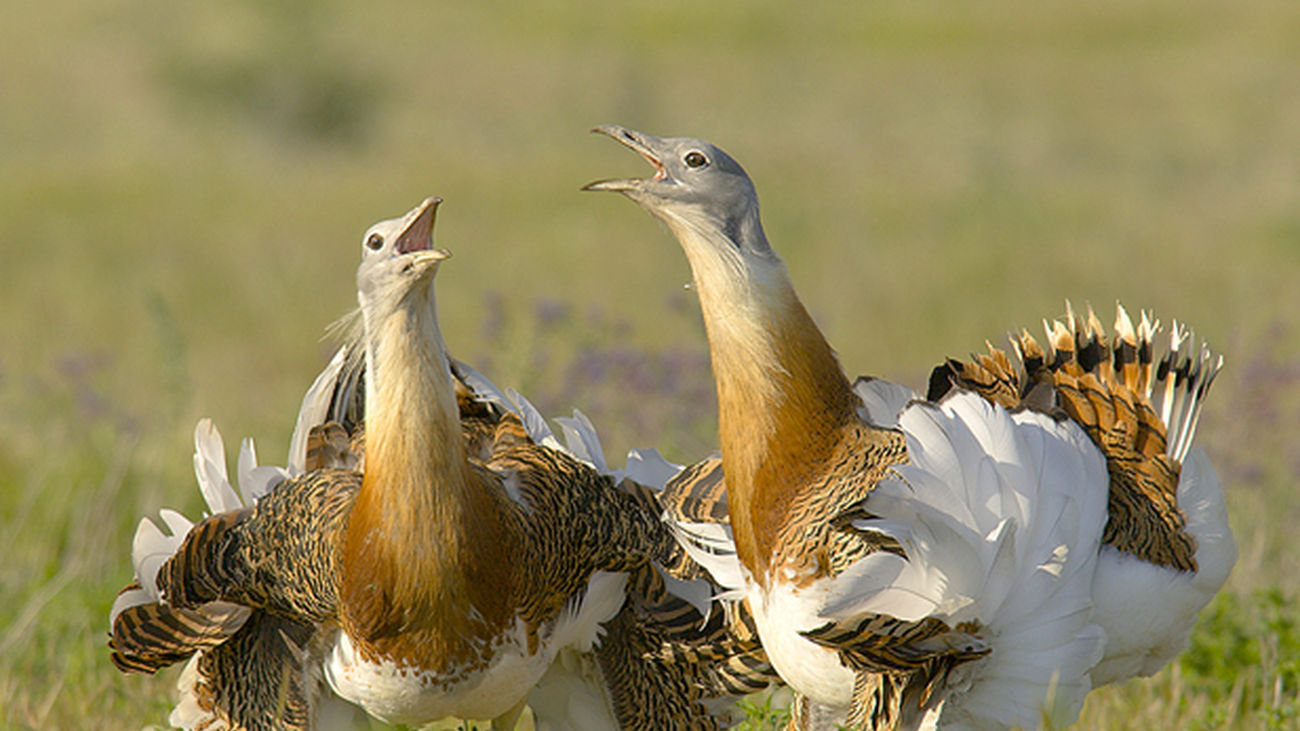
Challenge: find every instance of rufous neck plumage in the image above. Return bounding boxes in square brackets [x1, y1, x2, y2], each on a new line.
[340, 275, 511, 659]
[664, 213, 859, 583]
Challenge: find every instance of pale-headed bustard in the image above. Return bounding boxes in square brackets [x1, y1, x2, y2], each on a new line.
[585, 125, 1233, 730]
[109, 196, 775, 730]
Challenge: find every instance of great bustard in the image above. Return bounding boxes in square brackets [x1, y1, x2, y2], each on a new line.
[109, 196, 774, 730]
[585, 125, 1233, 730]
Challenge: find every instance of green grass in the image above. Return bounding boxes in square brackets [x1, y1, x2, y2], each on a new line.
[3, 0, 1299, 728]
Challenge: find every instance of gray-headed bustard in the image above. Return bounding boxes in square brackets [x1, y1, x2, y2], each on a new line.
[108, 196, 774, 730]
[585, 125, 1234, 730]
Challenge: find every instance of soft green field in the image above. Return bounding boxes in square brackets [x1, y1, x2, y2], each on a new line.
[3, 1, 1298, 728]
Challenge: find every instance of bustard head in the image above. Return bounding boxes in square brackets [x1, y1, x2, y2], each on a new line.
[583, 125, 772, 258]
[356, 196, 451, 323]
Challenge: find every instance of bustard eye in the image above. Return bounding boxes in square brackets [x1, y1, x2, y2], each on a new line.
[366, 233, 384, 250]
[684, 151, 708, 168]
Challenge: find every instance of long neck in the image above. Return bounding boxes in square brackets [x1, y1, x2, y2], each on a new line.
[362, 298, 475, 542]
[340, 281, 511, 657]
[668, 217, 859, 583]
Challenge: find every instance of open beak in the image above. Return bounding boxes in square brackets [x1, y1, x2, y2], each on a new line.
[582, 125, 667, 193]
[395, 196, 443, 255]
[396, 197, 451, 277]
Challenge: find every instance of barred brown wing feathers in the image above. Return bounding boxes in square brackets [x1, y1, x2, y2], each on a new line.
[714, 648, 775, 695]
[651, 620, 774, 697]
[788, 671, 916, 731]
[1055, 371, 1114, 445]
[496, 439, 676, 635]
[771, 424, 909, 583]
[1133, 399, 1169, 459]
[802, 614, 986, 675]
[621, 479, 779, 698]
[628, 565, 773, 682]
[108, 421, 357, 727]
[183, 612, 326, 731]
[620, 478, 683, 568]
[108, 598, 248, 674]
[653, 458, 729, 583]
[156, 508, 253, 610]
[487, 410, 536, 453]
[1057, 369, 1155, 460]
[660, 456, 729, 524]
[845, 672, 905, 731]
[1104, 455, 1197, 571]
[157, 469, 358, 620]
[601, 566, 775, 723]
[841, 660, 975, 731]
[928, 342, 1032, 411]
[593, 604, 724, 731]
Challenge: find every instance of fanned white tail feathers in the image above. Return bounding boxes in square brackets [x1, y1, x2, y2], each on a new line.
[842, 392, 1110, 729]
[999, 303, 1234, 689]
[666, 383, 1115, 727]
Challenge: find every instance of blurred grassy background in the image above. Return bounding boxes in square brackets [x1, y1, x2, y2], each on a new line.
[2, 0, 1298, 728]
